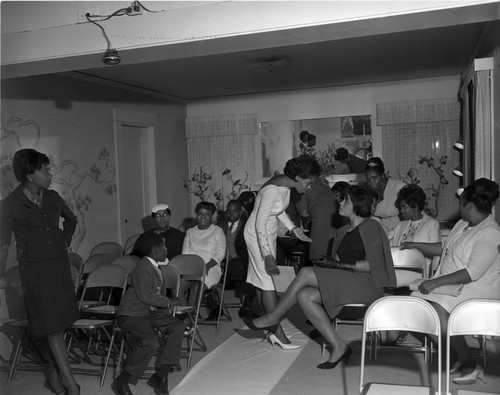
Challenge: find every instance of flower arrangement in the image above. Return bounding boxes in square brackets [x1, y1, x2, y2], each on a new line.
[183, 167, 250, 218]
[399, 155, 449, 217]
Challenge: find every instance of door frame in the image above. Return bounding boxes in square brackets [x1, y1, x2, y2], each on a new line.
[113, 108, 158, 243]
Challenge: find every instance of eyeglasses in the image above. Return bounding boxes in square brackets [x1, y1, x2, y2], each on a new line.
[153, 213, 170, 218]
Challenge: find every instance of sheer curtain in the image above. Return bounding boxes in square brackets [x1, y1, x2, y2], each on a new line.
[474, 70, 492, 179]
[377, 98, 460, 220]
[185, 113, 257, 212]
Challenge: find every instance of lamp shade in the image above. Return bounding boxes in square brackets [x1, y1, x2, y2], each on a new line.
[453, 164, 463, 177]
[454, 137, 464, 150]
[456, 187, 464, 196]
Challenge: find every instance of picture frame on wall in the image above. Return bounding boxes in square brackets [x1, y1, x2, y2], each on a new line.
[254, 115, 372, 186]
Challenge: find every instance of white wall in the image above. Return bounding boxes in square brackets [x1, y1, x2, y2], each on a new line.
[187, 75, 461, 157]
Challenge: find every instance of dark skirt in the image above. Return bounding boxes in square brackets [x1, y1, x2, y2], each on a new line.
[313, 267, 384, 319]
[19, 255, 79, 337]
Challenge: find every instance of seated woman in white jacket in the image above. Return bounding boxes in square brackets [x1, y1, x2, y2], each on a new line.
[390, 184, 441, 282]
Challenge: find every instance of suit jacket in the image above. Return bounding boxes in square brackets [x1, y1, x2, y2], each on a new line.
[0, 184, 77, 263]
[218, 219, 248, 261]
[118, 257, 172, 317]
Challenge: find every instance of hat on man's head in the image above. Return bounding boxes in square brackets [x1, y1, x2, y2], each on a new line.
[151, 203, 169, 214]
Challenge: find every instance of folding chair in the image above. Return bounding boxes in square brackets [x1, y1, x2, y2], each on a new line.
[446, 299, 500, 395]
[68, 252, 84, 278]
[111, 254, 140, 275]
[167, 254, 207, 368]
[66, 265, 128, 382]
[78, 253, 117, 306]
[199, 250, 233, 333]
[359, 296, 442, 395]
[90, 241, 123, 257]
[122, 233, 141, 256]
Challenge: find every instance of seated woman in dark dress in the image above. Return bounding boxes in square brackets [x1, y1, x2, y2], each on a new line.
[243, 186, 396, 368]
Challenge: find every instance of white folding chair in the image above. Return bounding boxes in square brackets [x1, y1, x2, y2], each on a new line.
[111, 254, 140, 275]
[90, 241, 123, 257]
[167, 254, 207, 368]
[122, 233, 141, 256]
[359, 296, 442, 395]
[392, 247, 428, 286]
[446, 299, 500, 395]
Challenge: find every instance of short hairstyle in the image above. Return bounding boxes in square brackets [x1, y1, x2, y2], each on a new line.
[226, 199, 242, 210]
[195, 201, 217, 215]
[237, 191, 256, 212]
[365, 157, 385, 175]
[334, 147, 349, 161]
[331, 181, 350, 201]
[461, 178, 499, 214]
[307, 134, 316, 143]
[13, 149, 50, 182]
[283, 155, 321, 180]
[346, 186, 373, 218]
[396, 184, 427, 211]
[132, 232, 165, 258]
[299, 130, 309, 142]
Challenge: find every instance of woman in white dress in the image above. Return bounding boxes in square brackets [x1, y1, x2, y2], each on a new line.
[244, 155, 321, 347]
[403, 178, 500, 384]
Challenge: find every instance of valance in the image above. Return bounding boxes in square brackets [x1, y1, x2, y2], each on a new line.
[377, 98, 460, 126]
[186, 113, 257, 138]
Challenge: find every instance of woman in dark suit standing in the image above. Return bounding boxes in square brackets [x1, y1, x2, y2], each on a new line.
[0, 149, 80, 395]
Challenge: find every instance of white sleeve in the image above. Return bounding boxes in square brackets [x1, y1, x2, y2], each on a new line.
[465, 233, 500, 281]
[182, 230, 191, 254]
[255, 187, 279, 258]
[277, 211, 295, 231]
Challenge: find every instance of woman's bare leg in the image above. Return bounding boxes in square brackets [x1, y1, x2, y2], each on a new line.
[47, 332, 79, 395]
[297, 288, 347, 362]
[258, 289, 290, 343]
[254, 267, 318, 328]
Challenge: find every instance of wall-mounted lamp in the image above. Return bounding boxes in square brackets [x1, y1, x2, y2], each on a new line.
[454, 137, 464, 150]
[355, 147, 372, 161]
[456, 187, 464, 196]
[453, 164, 463, 177]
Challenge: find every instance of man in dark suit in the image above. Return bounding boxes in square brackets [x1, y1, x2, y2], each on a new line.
[217, 200, 256, 317]
[112, 233, 184, 395]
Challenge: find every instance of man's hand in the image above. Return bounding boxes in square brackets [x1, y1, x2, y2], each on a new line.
[168, 296, 181, 306]
[264, 255, 280, 275]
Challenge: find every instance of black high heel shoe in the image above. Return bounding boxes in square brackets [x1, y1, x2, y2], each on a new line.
[241, 312, 279, 332]
[317, 346, 352, 369]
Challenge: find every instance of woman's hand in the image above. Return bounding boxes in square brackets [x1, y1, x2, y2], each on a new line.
[313, 255, 338, 268]
[400, 242, 416, 250]
[417, 279, 439, 295]
[264, 255, 280, 275]
[206, 259, 217, 272]
[291, 227, 312, 243]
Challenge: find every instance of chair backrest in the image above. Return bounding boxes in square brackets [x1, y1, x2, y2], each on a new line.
[90, 241, 123, 257]
[79, 264, 128, 308]
[445, 299, 500, 395]
[360, 296, 441, 394]
[123, 233, 141, 255]
[112, 255, 140, 274]
[160, 265, 181, 298]
[390, 247, 427, 277]
[70, 264, 80, 288]
[168, 254, 206, 282]
[82, 253, 117, 274]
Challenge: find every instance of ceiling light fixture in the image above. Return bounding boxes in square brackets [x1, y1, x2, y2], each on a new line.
[86, 13, 121, 65]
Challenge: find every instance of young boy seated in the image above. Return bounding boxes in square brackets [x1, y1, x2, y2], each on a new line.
[112, 233, 184, 395]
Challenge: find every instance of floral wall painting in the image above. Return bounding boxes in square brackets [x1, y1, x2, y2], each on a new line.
[258, 116, 372, 181]
[1, 116, 117, 253]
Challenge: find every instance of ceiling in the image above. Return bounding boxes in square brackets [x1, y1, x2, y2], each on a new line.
[74, 15, 494, 101]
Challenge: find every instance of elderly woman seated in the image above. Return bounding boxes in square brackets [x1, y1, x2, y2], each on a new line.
[242, 186, 396, 368]
[182, 202, 226, 317]
[405, 178, 500, 385]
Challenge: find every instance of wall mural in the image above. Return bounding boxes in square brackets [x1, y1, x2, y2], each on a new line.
[1, 117, 117, 252]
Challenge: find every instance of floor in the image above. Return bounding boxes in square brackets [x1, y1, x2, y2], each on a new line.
[1, 291, 500, 395]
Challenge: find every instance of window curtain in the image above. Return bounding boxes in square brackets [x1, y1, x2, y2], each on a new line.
[377, 98, 460, 220]
[474, 70, 492, 179]
[185, 113, 257, 213]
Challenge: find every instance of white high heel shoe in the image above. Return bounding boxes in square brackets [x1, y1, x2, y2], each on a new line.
[453, 365, 486, 385]
[267, 333, 301, 350]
